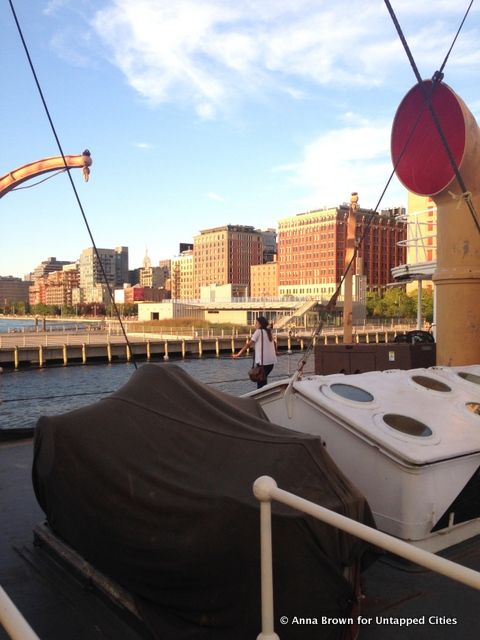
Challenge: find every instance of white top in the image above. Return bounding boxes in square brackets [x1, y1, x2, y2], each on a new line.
[251, 328, 277, 366]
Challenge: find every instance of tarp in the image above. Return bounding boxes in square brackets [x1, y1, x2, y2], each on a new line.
[32, 363, 376, 639]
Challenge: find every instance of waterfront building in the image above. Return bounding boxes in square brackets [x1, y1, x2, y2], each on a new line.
[277, 205, 406, 298]
[79, 246, 129, 303]
[250, 259, 279, 299]
[31, 256, 71, 281]
[115, 285, 170, 304]
[44, 264, 80, 307]
[171, 250, 195, 300]
[193, 225, 263, 298]
[28, 278, 47, 306]
[0, 275, 31, 307]
[138, 298, 305, 326]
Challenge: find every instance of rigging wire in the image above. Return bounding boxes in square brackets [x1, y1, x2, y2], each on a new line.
[384, 0, 480, 233]
[294, 0, 478, 379]
[11, 169, 67, 191]
[8, 0, 138, 369]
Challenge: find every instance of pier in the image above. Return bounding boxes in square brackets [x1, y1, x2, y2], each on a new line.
[0, 326, 406, 369]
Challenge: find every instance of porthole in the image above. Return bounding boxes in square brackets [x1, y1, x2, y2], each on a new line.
[383, 413, 432, 437]
[329, 383, 374, 403]
[411, 375, 451, 392]
[466, 402, 480, 416]
[458, 372, 480, 385]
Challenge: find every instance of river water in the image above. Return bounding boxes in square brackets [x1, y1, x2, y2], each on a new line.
[0, 319, 314, 431]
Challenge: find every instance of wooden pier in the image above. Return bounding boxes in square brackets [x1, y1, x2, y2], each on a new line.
[0, 328, 401, 369]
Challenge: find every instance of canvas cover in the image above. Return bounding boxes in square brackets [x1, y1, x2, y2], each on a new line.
[33, 363, 375, 639]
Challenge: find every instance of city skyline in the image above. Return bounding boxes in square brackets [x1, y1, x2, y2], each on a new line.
[2, 1, 479, 278]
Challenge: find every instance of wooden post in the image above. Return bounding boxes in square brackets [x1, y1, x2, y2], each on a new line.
[14, 346, 19, 370]
[82, 343, 87, 364]
[63, 344, 68, 366]
[38, 344, 44, 367]
[343, 192, 358, 344]
[107, 342, 112, 363]
[164, 341, 169, 360]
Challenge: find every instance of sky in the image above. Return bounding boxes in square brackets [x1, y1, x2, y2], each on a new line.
[1, 0, 480, 278]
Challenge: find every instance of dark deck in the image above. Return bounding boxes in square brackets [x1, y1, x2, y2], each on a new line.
[1, 435, 479, 639]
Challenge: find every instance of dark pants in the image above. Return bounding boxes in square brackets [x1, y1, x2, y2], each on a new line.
[257, 364, 274, 389]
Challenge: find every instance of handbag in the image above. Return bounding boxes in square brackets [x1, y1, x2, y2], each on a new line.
[248, 329, 265, 382]
[248, 364, 265, 382]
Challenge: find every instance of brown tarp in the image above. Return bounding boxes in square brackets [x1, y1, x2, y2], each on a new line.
[32, 363, 375, 639]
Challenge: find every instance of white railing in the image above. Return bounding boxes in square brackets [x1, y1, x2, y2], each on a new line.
[0, 586, 40, 640]
[253, 476, 480, 640]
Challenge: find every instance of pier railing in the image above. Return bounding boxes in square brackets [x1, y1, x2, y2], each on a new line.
[0, 585, 40, 640]
[253, 476, 480, 640]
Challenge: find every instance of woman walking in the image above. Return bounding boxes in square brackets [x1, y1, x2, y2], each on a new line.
[233, 316, 277, 388]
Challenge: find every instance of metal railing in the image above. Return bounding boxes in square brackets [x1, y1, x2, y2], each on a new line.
[0, 585, 40, 640]
[253, 476, 480, 640]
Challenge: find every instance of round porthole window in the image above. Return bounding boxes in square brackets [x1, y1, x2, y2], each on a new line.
[383, 413, 432, 437]
[466, 402, 480, 415]
[411, 375, 451, 392]
[458, 372, 480, 385]
[330, 383, 374, 403]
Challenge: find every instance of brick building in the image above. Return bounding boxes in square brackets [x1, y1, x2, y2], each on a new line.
[277, 205, 406, 298]
[193, 225, 263, 298]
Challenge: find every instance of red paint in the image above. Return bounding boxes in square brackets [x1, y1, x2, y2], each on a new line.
[391, 80, 466, 196]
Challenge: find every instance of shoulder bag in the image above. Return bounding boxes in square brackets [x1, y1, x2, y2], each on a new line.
[248, 329, 266, 382]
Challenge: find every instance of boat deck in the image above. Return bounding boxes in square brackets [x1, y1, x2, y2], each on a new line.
[1, 435, 479, 639]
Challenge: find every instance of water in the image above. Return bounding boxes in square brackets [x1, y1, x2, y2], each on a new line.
[0, 350, 313, 431]
[0, 318, 96, 333]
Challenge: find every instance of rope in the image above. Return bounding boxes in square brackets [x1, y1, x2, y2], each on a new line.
[437, 0, 474, 77]
[8, 1, 138, 369]
[11, 169, 67, 190]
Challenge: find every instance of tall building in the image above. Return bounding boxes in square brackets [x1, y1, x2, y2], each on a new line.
[277, 205, 406, 298]
[79, 247, 128, 303]
[171, 250, 194, 300]
[0, 276, 31, 306]
[193, 225, 263, 298]
[31, 257, 71, 281]
[115, 246, 129, 286]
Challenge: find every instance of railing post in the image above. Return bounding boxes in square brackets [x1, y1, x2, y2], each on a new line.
[0, 585, 40, 640]
[253, 476, 280, 640]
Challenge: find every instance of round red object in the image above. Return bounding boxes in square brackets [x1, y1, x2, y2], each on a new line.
[391, 80, 466, 196]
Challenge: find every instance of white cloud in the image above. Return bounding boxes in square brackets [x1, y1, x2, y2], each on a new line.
[282, 121, 407, 210]
[207, 192, 225, 202]
[134, 142, 153, 149]
[89, 0, 401, 118]
[48, 0, 479, 119]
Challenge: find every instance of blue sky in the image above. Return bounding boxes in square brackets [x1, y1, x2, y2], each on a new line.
[1, 0, 479, 278]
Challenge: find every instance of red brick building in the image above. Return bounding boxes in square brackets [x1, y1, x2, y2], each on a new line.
[277, 206, 406, 298]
